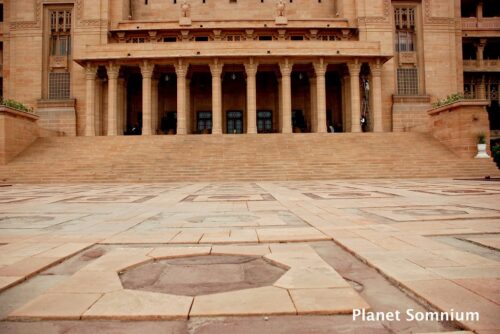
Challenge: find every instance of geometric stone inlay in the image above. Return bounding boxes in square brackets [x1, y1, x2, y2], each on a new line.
[186, 214, 260, 224]
[182, 194, 276, 202]
[120, 255, 287, 296]
[394, 208, 468, 216]
[304, 191, 395, 200]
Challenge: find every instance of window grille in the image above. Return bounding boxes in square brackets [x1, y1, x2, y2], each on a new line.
[397, 68, 419, 96]
[49, 72, 70, 99]
[394, 7, 416, 52]
[50, 10, 72, 56]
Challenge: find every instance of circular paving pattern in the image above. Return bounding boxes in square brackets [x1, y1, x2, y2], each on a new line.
[120, 255, 287, 296]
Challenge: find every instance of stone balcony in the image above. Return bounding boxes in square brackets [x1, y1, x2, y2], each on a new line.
[463, 59, 500, 72]
[461, 17, 500, 37]
[74, 40, 391, 64]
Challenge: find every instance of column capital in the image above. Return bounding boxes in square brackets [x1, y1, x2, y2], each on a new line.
[279, 59, 293, 77]
[140, 60, 154, 78]
[106, 62, 120, 80]
[370, 60, 383, 77]
[347, 60, 361, 76]
[244, 61, 259, 76]
[209, 59, 223, 77]
[313, 59, 327, 77]
[85, 63, 97, 80]
[175, 60, 188, 77]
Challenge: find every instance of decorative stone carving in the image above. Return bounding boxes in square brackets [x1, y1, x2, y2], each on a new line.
[275, 0, 288, 25]
[179, 1, 192, 26]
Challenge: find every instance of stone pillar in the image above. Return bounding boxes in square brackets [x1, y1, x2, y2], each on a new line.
[140, 61, 154, 135]
[185, 78, 191, 134]
[278, 78, 283, 131]
[313, 60, 327, 133]
[310, 77, 317, 132]
[245, 60, 258, 134]
[95, 79, 103, 135]
[476, 39, 487, 67]
[279, 59, 292, 133]
[106, 62, 120, 136]
[347, 61, 362, 133]
[151, 78, 159, 134]
[122, 78, 128, 134]
[342, 74, 351, 132]
[477, 0, 483, 19]
[478, 75, 486, 100]
[370, 60, 383, 133]
[85, 64, 97, 136]
[117, 78, 125, 135]
[175, 61, 188, 135]
[210, 60, 223, 134]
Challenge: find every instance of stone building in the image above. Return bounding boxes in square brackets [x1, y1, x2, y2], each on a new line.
[0, 0, 499, 138]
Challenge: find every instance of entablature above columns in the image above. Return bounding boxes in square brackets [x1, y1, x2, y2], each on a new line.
[74, 40, 392, 66]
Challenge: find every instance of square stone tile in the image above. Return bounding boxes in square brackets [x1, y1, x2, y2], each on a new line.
[190, 286, 296, 316]
[49, 271, 123, 294]
[8, 293, 102, 320]
[362, 205, 500, 222]
[182, 194, 276, 202]
[289, 288, 370, 314]
[303, 191, 396, 200]
[83, 289, 192, 320]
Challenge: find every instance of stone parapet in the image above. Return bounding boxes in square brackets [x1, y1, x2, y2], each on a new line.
[428, 100, 490, 158]
[36, 99, 77, 137]
[0, 106, 39, 165]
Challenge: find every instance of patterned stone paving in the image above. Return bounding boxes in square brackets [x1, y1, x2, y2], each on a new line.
[0, 179, 498, 333]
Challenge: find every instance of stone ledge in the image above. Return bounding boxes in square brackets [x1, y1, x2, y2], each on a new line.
[392, 95, 431, 104]
[428, 100, 489, 116]
[0, 106, 39, 121]
[36, 99, 76, 109]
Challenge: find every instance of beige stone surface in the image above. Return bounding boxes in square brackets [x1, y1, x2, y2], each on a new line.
[81, 248, 152, 272]
[211, 245, 270, 256]
[289, 288, 370, 315]
[190, 286, 296, 316]
[49, 271, 122, 294]
[8, 293, 102, 320]
[0, 276, 24, 292]
[148, 246, 211, 259]
[0, 257, 60, 277]
[83, 289, 192, 320]
[257, 227, 330, 243]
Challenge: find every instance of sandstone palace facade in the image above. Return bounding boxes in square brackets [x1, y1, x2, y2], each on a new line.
[0, 0, 499, 138]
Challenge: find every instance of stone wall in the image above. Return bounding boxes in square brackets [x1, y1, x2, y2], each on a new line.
[428, 100, 490, 158]
[392, 96, 431, 132]
[0, 106, 39, 164]
[36, 100, 77, 137]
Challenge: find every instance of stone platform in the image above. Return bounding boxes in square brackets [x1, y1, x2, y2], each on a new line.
[0, 179, 498, 333]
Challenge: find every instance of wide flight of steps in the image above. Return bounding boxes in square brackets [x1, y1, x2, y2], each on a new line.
[0, 133, 498, 183]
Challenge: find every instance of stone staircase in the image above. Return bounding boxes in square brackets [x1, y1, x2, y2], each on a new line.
[0, 133, 498, 183]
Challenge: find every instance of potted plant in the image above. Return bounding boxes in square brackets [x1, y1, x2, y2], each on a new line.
[475, 132, 490, 158]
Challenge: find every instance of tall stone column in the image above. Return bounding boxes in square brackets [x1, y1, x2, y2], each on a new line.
[310, 77, 317, 132]
[117, 78, 125, 135]
[279, 59, 292, 133]
[278, 78, 283, 131]
[106, 62, 120, 136]
[245, 60, 258, 134]
[85, 64, 97, 136]
[185, 78, 191, 134]
[175, 61, 188, 135]
[151, 78, 159, 135]
[476, 39, 487, 68]
[313, 60, 327, 133]
[347, 61, 362, 133]
[370, 61, 383, 133]
[210, 60, 223, 135]
[140, 61, 154, 135]
[478, 75, 486, 100]
[477, 0, 483, 19]
[342, 74, 351, 132]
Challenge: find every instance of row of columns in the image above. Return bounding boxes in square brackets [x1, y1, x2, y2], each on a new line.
[85, 58, 384, 136]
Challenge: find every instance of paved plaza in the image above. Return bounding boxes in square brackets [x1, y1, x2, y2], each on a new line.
[0, 179, 498, 333]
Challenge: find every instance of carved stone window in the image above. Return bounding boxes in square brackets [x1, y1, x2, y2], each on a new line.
[394, 7, 416, 52]
[50, 10, 72, 56]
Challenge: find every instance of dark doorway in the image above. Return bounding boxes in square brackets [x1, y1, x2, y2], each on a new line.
[197, 111, 212, 134]
[226, 110, 244, 134]
[257, 110, 273, 133]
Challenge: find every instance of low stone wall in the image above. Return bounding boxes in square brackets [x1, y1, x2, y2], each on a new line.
[36, 99, 76, 136]
[392, 95, 431, 132]
[428, 100, 490, 158]
[0, 106, 39, 164]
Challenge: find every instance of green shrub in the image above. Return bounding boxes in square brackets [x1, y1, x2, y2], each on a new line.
[431, 93, 465, 108]
[477, 132, 486, 144]
[0, 98, 34, 113]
